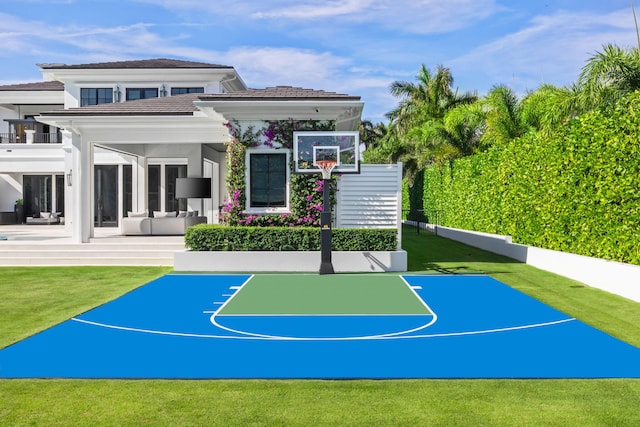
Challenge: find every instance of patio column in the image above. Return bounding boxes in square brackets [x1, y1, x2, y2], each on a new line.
[70, 132, 93, 243]
[132, 155, 148, 213]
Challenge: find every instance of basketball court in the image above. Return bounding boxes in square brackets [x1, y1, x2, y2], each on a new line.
[2, 133, 638, 379]
[1, 273, 638, 379]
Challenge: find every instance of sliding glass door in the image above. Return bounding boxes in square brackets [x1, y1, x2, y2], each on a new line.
[94, 165, 118, 227]
[23, 175, 52, 217]
[147, 164, 187, 214]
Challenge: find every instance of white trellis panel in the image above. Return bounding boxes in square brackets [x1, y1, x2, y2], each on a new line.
[335, 162, 402, 230]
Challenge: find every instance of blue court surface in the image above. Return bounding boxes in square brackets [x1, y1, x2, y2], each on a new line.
[1, 274, 638, 379]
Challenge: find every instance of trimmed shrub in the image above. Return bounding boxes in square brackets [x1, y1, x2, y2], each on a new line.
[422, 90, 640, 265]
[184, 225, 398, 252]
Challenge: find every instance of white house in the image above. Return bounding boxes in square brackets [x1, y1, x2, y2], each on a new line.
[0, 59, 371, 243]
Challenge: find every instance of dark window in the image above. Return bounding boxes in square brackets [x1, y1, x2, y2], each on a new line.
[94, 165, 118, 227]
[80, 88, 113, 107]
[249, 153, 286, 208]
[23, 175, 52, 217]
[171, 87, 205, 95]
[148, 165, 161, 214]
[126, 88, 158, 101]
[165, 165, 188, 213]
[55, 175, 64, 217]
[123, 165, 132, 217]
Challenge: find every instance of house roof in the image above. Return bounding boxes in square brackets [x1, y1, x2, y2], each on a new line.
[0, 81, 64, 91]
[199, 86, 361, 101]
[40, 93, 202, 116]
[38, 58, 232, 70]
[39, 87, 361, 117]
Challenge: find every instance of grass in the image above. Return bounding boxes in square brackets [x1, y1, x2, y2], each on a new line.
[0, 230, 639, 426]
[401, 229, 640, 347]
[0, 266, 172, 349]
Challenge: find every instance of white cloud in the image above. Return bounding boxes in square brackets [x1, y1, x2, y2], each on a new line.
[217, 47, 351, 88]
[137, 0, 501, 35]
[251, 0, 374, 20]
[450, 9, 637, 94]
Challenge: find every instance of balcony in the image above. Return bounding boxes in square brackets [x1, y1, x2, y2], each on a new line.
[0, 133, 62, 144]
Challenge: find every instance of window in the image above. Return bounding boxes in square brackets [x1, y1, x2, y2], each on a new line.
[123, 165, 132, 217]
[147, 163, 188, 214]
[165, 165, 187, 213]
[126, 88, 159, 101]
[55, 175, 65, 217]
[80, 88, 113, 106]
[23, 175, 52, 217]
[171, 87, 205, 95]
[248, 152, 288, 209]
[148, 165, 161, 214]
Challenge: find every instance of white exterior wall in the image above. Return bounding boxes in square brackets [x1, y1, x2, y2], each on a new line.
[336, 163, 402, 229]
[423, 225, 640, 303]
[0, 174, 22, 211]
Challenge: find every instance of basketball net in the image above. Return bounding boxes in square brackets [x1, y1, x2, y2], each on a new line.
[314, 160, 337, 180]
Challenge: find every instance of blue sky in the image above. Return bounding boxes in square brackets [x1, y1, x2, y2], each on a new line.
[0, 0, 637, 121]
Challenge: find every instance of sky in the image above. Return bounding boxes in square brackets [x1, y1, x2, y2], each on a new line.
[0, 0, 637, 122]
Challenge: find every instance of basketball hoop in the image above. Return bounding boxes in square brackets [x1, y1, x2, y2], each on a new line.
[314, 160, 337, 180]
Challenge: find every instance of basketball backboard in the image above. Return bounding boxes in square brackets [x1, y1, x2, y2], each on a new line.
[293, 131, 360, 174]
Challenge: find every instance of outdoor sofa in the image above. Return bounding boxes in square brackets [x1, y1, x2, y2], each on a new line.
[26, 212, 62, 225]
[121, 211, 206, 236]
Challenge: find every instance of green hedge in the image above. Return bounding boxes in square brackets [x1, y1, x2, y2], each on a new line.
[185, 225, 398, 251]
[422, 91, 640, 265]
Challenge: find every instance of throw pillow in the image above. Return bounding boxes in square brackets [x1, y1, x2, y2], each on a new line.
[127, 211, 147, 218]
[153, 211, 176, 218]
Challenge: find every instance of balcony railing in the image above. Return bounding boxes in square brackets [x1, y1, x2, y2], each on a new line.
[0, 133, 62, 144]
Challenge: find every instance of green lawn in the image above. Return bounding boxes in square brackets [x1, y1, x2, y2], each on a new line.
[0, 230, 639, 426]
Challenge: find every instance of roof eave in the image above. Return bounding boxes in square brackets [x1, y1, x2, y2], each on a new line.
[194, 99, 364, 130]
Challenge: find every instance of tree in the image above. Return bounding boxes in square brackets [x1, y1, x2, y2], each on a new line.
[358, 119, 387, 152]
[578, 43, 640, 109]
[385, 64, 477, 175]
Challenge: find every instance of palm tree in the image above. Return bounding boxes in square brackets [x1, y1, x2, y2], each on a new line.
[358, 119, 387, 152]
[578, 43, 640, 109]
[480, 85, 527, 147]
[385, 64, 477, 174]
[387, 64, 476, 130]
[519, 84, 584, 133]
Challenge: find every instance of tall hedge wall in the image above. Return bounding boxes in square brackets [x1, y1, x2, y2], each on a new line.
[422, 91, 640, 265]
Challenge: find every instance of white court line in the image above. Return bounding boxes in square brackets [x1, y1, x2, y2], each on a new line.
[70, 317, 576, 341]
[71, 273, 576, 341]
[214, 313, 433, 317]
[212, 275, 254, 315]
[209, 274, 439, 340]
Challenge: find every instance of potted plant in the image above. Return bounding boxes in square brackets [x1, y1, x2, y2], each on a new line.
[14, 199, 24, 224]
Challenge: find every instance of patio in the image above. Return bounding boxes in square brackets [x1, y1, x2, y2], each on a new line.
[0, 224, 184, 266]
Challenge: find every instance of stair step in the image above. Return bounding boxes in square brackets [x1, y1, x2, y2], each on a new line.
[0, 257, 174, 266]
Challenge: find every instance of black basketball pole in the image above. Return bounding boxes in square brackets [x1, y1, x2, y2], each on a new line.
[319, 177, 335, 275]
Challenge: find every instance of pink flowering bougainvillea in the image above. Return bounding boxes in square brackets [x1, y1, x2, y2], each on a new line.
[220, 119, 336, 227]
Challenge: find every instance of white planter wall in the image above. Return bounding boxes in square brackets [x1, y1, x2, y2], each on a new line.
[426, 225, 640, 303]
[174, 250, 407, 273]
